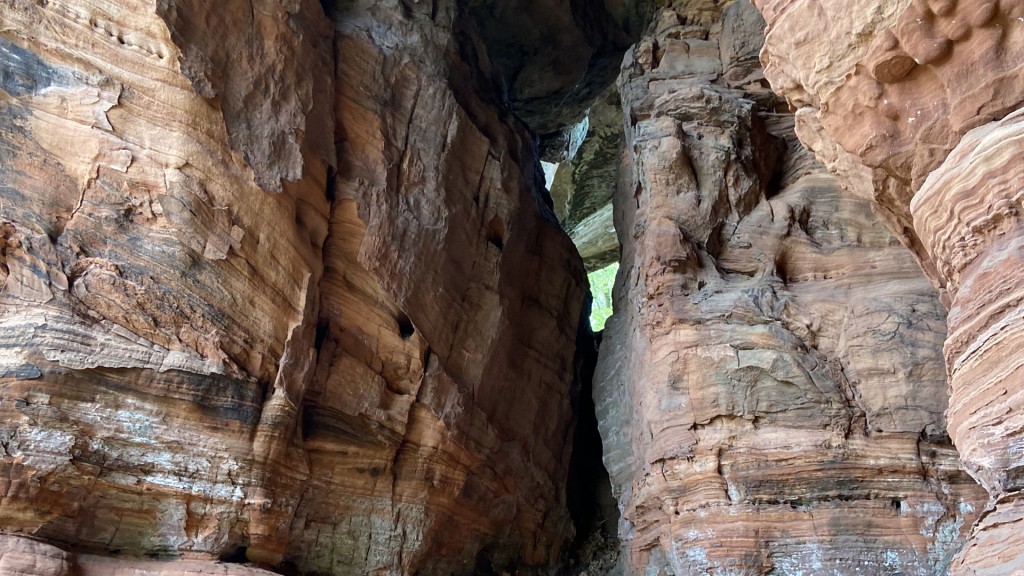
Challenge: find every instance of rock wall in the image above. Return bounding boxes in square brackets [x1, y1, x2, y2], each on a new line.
[755, 0, 1024, 572]
[0, 0, 335, 567]
[549, 86, 624, 271]
[0, 0, 594, 573]
[3, 0, 1018, 574]
[593, 1, 986, 573]
[294, 1, 589, 572]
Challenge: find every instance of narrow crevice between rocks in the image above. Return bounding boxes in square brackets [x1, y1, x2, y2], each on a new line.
[538, 80, 628, 575]
[563, 307, 622, 575]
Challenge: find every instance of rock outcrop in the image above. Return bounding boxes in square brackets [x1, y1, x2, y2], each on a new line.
[3, 0, 1019, 573]
[593, 1, 986, 573]
[756, 0, 1024, 572]
[296, 1, 588, 572]
[0, 0, 588, 573]
[549, 86, 624, 271]
[0, 533, 279, 576]
[0, 0, 335, 567]
[468, 0, 650, 159]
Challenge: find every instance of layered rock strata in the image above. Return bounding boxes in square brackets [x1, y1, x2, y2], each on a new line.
[593, 1, 986, 573]
[756, 0, 1024, 572]
[0, 0, 335, 567]
[294, 1, 588, 572]
[0, 0, 588, 574]
[0, 533, 279, 576]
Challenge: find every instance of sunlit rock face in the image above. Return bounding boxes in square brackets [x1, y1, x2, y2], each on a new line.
[0, 0, 589, 573]
[755, 0, 1024, 572]
[592, 1, 985, 573]
[0, 0, 335, 565]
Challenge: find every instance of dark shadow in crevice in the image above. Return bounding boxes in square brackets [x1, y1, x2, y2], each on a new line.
[396, 311, 415, 339]
[219, 546, 248, 564]
[563, 301, 621, 575]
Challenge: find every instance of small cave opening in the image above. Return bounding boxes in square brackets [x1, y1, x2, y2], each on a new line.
[395, 311, 415, 339]
[486, 215, 505, 251]
[219, 546, 248, 564]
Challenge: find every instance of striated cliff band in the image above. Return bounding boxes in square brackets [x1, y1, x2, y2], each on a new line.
[0, 0, 1019, 574]
[755, 0, 1024, 573]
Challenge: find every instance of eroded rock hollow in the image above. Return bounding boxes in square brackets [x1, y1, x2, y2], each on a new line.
[0, 0, 1018, 574]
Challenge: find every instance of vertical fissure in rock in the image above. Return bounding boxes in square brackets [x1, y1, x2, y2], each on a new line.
[564, 324, 623, 575]
[533, 64, 634, 572]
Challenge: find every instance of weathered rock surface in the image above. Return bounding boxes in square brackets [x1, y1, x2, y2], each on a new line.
[469, 0, 650, 159]
[550, 86, 624, 271]
[913, 108, 1024, 576]
[0, 0, 587, 574]
[0, 533, 279, 576]
[756, 0, 1024, 290]
[593, 1, 986, 573]
[0, 0, 334, 567]
[292, 1, 588, 572]
[756, 0, 1024, 572]
[4, 0, 1018, 574]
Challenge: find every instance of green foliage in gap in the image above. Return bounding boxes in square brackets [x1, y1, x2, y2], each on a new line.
[588, 262, 618, 331]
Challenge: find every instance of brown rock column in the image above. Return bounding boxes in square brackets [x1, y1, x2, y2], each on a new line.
[756, 0, 1024, 571]
[912, 110, 1024, 572]
[280, 0, 589, 572]
[594, 1, 985, 574]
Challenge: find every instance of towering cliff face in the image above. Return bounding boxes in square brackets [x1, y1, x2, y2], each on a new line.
[0, 0, 618, 573]
[592, 1, 986, 573]
[755, 0, 1024, 572]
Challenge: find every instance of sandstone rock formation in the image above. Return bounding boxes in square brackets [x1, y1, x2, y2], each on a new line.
[756, 0, 1024, 572]
[469, 0, 650, 159]
[592, 1, 986, 573]
[0, 533, 279, 576]
[0, 0, 591, 573]
[2, 0, 1017, 573]
[0, 1, 335, 568]
[549, 86, 624, 271]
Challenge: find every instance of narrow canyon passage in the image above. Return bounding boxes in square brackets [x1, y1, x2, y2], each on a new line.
[0, 0, 1021, 575]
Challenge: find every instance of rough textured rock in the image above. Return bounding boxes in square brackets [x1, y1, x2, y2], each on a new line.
[913, 109, 1024, 576]
[756, 0, 1024, 293]
[550, 86, 624, 271]
[4, 0, 1018, 574]
[0, 534, 279, 575]
[593, 2, 985, 573]
[0, 0, 587, 574]
[290, 1, 588, 572]
[756, 1, 1024, 573]
[0, 0, 333, 567]
[469, 0, 651, 159]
